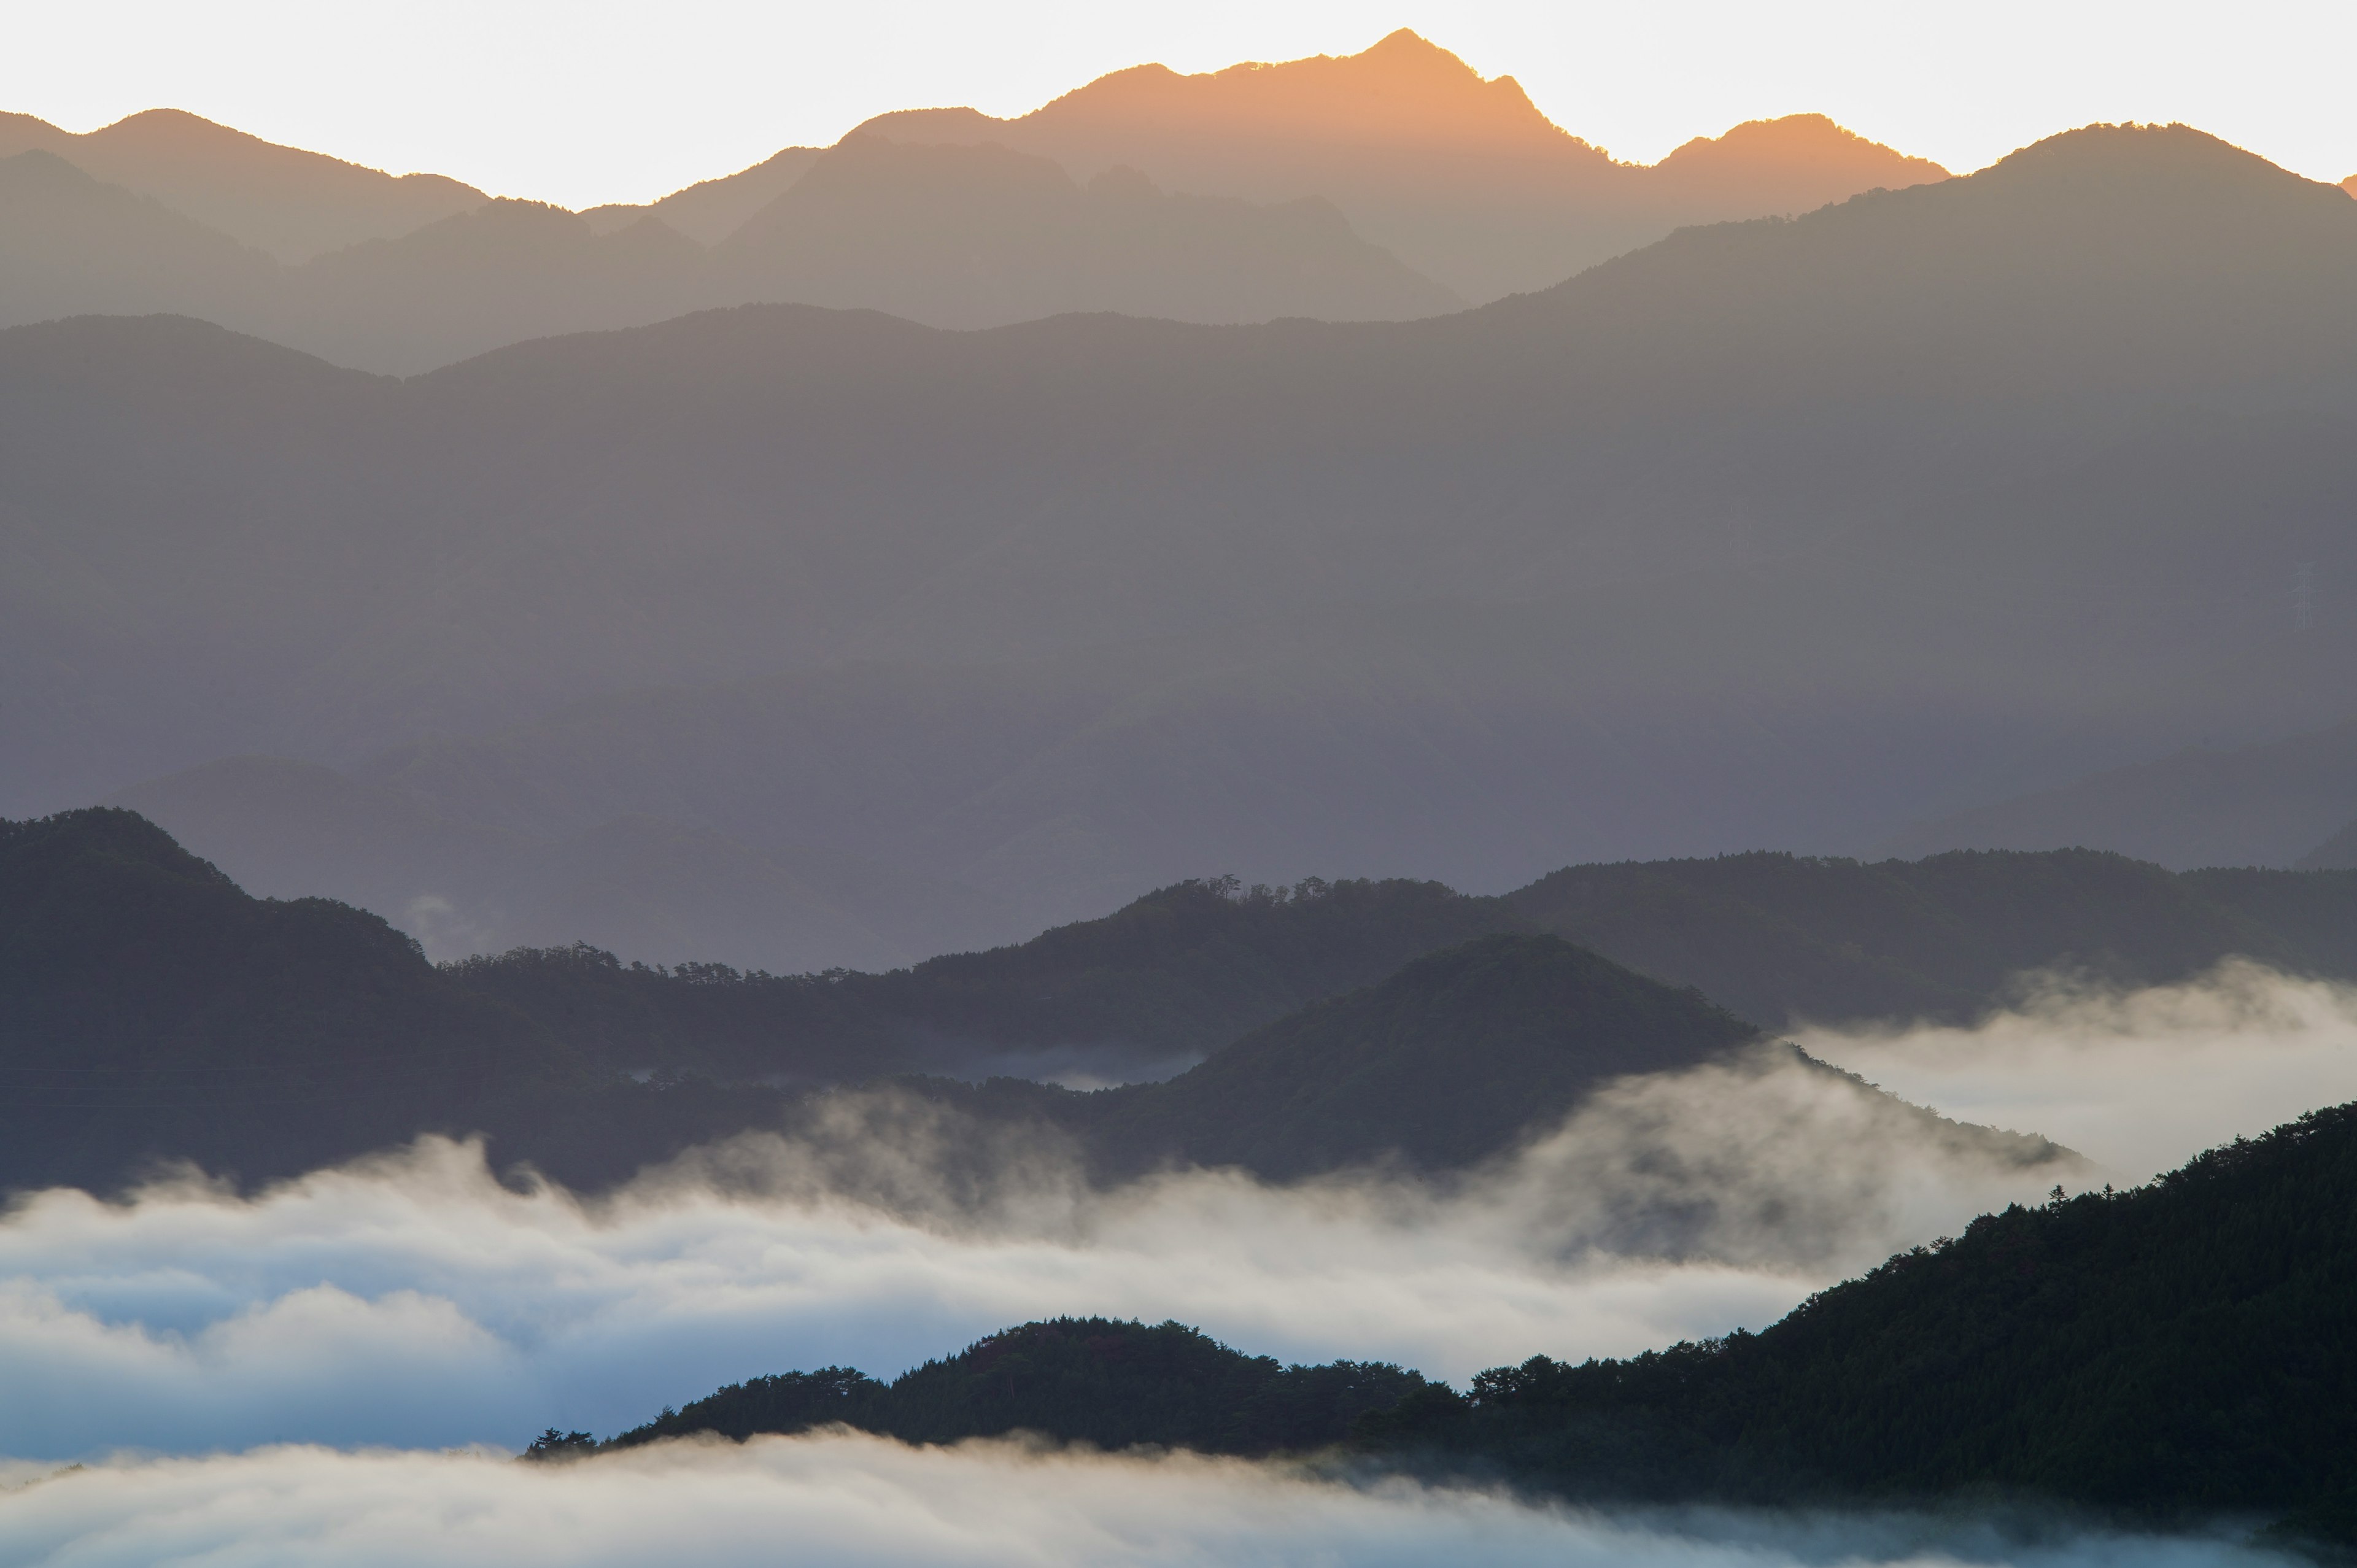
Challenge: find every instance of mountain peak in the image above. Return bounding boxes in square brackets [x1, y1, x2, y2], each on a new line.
[1981, 121, 2313, 191]
[1025, 29, 1581, 156]
[1649, 112, 1948, 206]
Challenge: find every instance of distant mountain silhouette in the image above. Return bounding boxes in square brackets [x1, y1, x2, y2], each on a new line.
[1646, 113, 1947, 210]
[579, 146, 824, 244]
[0, 34, 1940, 359]
[856, 29, 1945, 300]
[107, 741, 2357, 1040]
[0, 134, 1450, 369]
[1879, 719, 2357, 870]
[6, 125, 2356, 910]
[280, 198, 703, 375]
[708, 133, 1457, 329]
[0, 107, 483, 260]
[0, 149, 273, 323]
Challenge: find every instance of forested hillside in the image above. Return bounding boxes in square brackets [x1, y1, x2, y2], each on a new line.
[0, 808, 573, 1189]
[1072, 933, 1760, 1178]
[15, 805, 2357, 1193]
[552, 1317, 1431, 1461]
[1369, 1102, 2357, 1531]
[571, 1106, 2357, 1548]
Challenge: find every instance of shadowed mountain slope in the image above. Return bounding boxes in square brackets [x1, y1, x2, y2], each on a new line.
[857, 29, 1945, 299]
[0, 108, 484, 260]
[1075, 933, 1762, 1178]
[0, 808, 575, 1191]
[6, 808, 2321, 1195]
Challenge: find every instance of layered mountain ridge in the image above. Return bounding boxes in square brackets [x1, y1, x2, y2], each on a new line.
[0, 31, 1946, 371]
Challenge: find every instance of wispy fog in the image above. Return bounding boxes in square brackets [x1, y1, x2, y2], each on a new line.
[0, 1435, 2288, 1568]
[0, 1039, 2137, 1458]
[1795, 959, 2357, 1182]
[0, 965, 2347, 1460]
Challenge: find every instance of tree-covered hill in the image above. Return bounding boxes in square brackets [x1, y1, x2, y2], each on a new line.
[449, 871, 1512, 1084]
[557, 1106, 2357, 1548]
[452, 846, 2357, 1092]
[541, 1317, 1430, 1461]
[0, 808, 573, 1189]
[1368, 1101, 2357, 1530]
[1072, 932, 1761, 1180]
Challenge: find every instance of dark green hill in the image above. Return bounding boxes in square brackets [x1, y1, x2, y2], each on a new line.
[1371, 1102, 2357, 1526]
[554, 1106, 2357, 1545]
[1075, 933, 1759, 1180]
[567, 1317, 1430, 1459]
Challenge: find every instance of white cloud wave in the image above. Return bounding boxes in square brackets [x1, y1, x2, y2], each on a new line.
[1795, 958, 2357, 1183]
[0, 1042, 2067, 1458]
[0, 964, 2349, 1463]
[0, 1434, 2288, 1568]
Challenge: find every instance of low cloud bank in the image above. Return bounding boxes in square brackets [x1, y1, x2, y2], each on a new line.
[0, 1434, 2289, 1568]
[1, 962, 2350, 1459]
[0, 1044, 2075, 1457]
[1797, 958, 2357, 1183]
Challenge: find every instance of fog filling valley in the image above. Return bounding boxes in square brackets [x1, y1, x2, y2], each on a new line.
[0, 1435, 2293, 1568]
[0, 962, 2348, 1475]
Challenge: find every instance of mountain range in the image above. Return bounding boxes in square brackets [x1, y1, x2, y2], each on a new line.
[0, 33, 1943, 371]
[9, 803, 2355, 1192]
[859, 28, 1949, 301]
[6, 119, 2355, 943]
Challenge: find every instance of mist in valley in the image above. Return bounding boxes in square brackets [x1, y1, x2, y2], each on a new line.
[0, 966, 2343, 1461]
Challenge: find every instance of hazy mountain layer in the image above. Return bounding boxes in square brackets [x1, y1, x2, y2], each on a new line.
[106, 755, 1010, 971]
[0, 139, 1453, 373]
[1882, 716, 2357, 871]
[580, 147, 826, 244]
[0, 107, 484, 260]
[6, 125, 2357, 917]
[857, 29, 1947, 301]
[708, 134, 1457, 329]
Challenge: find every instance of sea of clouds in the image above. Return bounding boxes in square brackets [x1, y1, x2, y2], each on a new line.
[0, 1434, 2297, 1568]
[1, 961, 2353, 1561]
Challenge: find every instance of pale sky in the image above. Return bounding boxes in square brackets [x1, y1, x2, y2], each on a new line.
[7, 0, 2353, 209]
